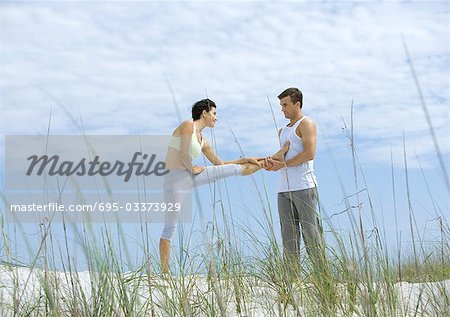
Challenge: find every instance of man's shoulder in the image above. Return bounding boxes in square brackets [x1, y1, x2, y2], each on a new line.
[295, 117, 317, 139]
[302, 116, 316, 124]
[298, 116, 316, 129]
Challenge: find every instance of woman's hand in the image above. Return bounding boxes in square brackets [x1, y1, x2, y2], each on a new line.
[192, 165, 206, 175]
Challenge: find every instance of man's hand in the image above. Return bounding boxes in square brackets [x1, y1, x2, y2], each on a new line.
[261, 157, 273, 170]
[262, 156, 286, 171]
[266, 157, 286, 171]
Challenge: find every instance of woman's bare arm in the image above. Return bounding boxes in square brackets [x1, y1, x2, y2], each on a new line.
[177, 121, 196, 172]
[202, 139, 260, 165]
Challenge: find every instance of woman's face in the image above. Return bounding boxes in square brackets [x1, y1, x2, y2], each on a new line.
[204, 107, 217, 127]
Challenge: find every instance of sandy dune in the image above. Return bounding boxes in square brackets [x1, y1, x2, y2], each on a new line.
[0, 265, 448, 316]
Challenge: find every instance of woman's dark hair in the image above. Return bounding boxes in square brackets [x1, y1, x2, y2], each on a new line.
[192, 98, 216, 120]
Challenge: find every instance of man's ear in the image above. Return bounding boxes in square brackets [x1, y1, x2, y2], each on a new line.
[202, 110, 208, 117]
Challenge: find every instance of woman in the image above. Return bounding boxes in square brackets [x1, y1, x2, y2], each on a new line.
[161, 98, 288, 273]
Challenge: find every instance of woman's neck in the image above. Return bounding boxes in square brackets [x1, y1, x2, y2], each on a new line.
[193, 119, 207, 132]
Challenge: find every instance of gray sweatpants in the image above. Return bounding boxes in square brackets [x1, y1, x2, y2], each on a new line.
[278, 187, 324, 267]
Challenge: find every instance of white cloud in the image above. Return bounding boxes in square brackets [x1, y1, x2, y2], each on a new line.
[0, 1, 448, 169]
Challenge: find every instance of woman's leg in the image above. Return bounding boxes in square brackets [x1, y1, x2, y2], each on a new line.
[159, 238, 171, 274]
[240, 162, 261, 175]
[160, 171, 192, 274]
[160, 190, 184, 274]
[194, 164, 243, 186]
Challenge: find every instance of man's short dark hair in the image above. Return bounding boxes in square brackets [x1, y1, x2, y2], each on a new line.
[278, 87, 303, 108]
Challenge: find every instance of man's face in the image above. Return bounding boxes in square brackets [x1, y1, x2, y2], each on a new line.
[280, 96, 298, 119]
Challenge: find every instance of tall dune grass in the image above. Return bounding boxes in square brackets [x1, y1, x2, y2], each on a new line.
[1, 55, 449, 315]
[0, 115, 448, 317]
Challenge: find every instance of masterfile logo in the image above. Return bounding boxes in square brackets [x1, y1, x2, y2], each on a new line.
[4, 135, 192, 223]
[26, 152, 169, 182]
[6, 135, 171, 190]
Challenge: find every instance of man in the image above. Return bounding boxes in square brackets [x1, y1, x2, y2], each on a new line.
[264, 87, 325, 271]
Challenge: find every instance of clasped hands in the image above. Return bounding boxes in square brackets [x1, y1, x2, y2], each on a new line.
[260, 156, 286, 171]
[191, 152, 287, 175]
[237, 156, 286, 171]
[236, 155, 287, 171]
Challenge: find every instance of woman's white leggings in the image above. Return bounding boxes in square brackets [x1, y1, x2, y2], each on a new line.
[161, 164, 243, 241]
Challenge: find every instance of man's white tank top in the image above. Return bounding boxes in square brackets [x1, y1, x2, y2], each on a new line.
[278, 116, 317, 193]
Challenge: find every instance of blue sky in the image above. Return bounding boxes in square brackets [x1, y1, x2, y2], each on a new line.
[1, 1, 448, 270]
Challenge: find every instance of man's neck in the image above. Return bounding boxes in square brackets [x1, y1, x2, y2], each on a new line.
[289, 112, 304, 126]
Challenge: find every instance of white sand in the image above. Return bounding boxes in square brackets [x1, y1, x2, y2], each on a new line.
[0, 265, 448, 316]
